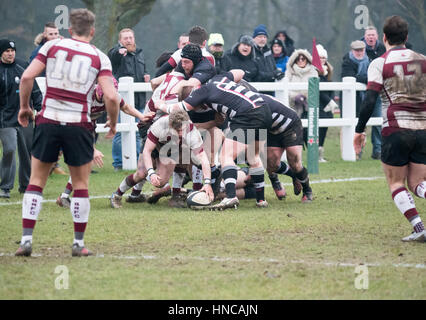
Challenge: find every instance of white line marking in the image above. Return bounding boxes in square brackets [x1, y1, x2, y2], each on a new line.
[0, 176, 385, 207]
[0, 252, 424, 269]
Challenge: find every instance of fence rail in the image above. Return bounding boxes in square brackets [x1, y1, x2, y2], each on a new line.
[35, 76, 381, 170]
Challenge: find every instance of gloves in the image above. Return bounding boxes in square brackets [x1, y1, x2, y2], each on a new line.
[323, 99, 339, 113]
[273, 69, 285, 80]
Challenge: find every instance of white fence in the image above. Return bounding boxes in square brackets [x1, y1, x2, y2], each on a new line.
[35, 76, 382, 170]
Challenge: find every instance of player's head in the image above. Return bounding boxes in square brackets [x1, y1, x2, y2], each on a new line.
[69, 8, 95, 38]
[156, 51, 173, 68]
[181, 43, 202, 74]
[383, 15, 408, 46]
[169, 109, 190, 137]
[43, 22, 60, 42]
[178, 33, 189, 49]
[189, 26, 208, 48]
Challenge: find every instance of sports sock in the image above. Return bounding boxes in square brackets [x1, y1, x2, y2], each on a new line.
[71, 189, 90, 247]
[250, 167, 265, 202]
[116, 174, 137, 196]
[222, 166, 238, 199]
[295, 167, 311, 193]
[62, 177, 73, 198]
[415, 182, 426, 199]
[172, 170, 186, 196]
[275, 161, 295, 178]
[269, 173, 280, 187]
[211, 165, 220, 184]
[192, 165, 203, 191]
[130, 180, 146, 197]
[21, 185, 43, 244]
[392, 187, 424, 233]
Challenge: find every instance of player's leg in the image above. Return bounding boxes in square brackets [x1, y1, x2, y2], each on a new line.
[56, 176, 73, 208]
[286, 145, 313, 203]
[246, 139, 268, 207]
[408, 162, 426, 200]
[266, 147, 288, 200]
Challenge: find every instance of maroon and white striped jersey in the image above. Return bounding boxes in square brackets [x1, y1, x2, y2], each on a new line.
[35, 38, 113, 126]
[168, 47, 215, 68]
[367, 47, 426, 135]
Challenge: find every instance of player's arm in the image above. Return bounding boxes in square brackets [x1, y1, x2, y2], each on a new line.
[150, 74, 167, 91]
[120, 102, 155, 123]
[154, 100, 195, 114]
[196, 149, 214, 201]
[229, 69, 245, 83]
[155, 61, 174, 77]
[98, 76, 120, 139]
[142, 138, 161, 187]
[353, 89, 379, 154]
[93, 145, 104, 168]
[19, 59, 45, 127]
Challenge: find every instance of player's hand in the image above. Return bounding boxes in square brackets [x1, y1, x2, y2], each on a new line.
[201, 184, 214, 202]
[93, 149, 104, 168]
[353, 132, 366, 155]
[18, 107, 34, 127]
[140, 112, 155, 123]
[105, 124, 117, 139]
[150, 174, 161, 187]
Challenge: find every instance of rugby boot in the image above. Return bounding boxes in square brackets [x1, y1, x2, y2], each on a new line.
[402, 230, 426, 242]
[146, 185, 171, 204]
[292, 177, 303, 196]
[72, 243, 93, 257]
[168, 194, 187, 208]
[271, 176, 287, 200]
[256, 200, 269, 208]
[15, 240, 32, 257]
[301, 189, 313, 203]
[56, 195, 71, 208]
[126, 194, 147, 203]
[110, 192, 122, 209]
[209, 197, 239, 211]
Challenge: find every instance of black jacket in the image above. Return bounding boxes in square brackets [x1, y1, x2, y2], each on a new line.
[361, 38, 386, 62]
[0, 58, 42, 128]
[221, 45, 260, 82]
[341, 53, 367, 115]
[253, 44, 277, 82]
[108, 44, 149, 109]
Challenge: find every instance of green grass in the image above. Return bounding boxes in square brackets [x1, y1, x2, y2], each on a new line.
[0, 127, 425, 300]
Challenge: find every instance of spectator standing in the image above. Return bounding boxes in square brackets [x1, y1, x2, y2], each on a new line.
[285, 49, 318, 118]
[271, 38, 289, 73]
[0, 39, 42, 198]
[341, 40, 370, 159]
[208, 33, 225, 74]
[28, 22, 61, 64]
[273, 30, 295, 57]
[316, 44, 339, 162]
[252, 24, 284, 82]
[221, 35, 259, 82]
[108, 28, 150, 171]
[362, 26, 386, 160]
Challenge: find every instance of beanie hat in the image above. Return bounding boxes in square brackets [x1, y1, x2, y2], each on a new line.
[208, 33, 224, 46]
[316, 44, 328, 59]
[0, 39, 16, 56]
[238, 35, 254, 46]
[181, 43, 203, 65]
[271, 38, 285, 49]
[253, 24, 268, 38]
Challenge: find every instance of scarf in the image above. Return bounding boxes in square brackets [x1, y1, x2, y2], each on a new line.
[349, 51, 369, 77]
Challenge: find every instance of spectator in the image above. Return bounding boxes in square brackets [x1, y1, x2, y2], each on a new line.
[316, 44, 339, 162]
[252, 24, 284, 82]
[341, 40, 370, 160]
[208, 33, 225, 74]
[108, 28, 150, 171]
[270, 38, 289, 73]
[29, 22, 61, 64]
[362, 26, 385, 160]
[285, 49, 318, 118]
[221, 35, 259, 82]
[0, 39, 42, 198]
[177, 33, 189, 49]
[272, 30, 295, 57]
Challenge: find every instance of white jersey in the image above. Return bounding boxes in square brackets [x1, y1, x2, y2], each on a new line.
[35, 38, 113, 125]
[168, 47, 215, 68]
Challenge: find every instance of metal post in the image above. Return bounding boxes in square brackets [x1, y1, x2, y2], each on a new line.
[341, 77, 357, 161]
[118, 77, 137, 170]
[307, 77, 319, 174]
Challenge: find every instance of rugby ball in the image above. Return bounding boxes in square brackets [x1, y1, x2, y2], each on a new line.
[186, 191, 211, 209]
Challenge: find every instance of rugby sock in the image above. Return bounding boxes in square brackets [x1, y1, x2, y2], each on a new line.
[71, 189, 90, 247]
[392, 187, 425, 233]
[275, 161, 295, 178]
[415, 182, 426, 199]
[192, 165, 203, 191]
[211, 165, 220, 185]
[295, 167, 311, 193]
[116, 174, 137, 196]
[250, 167, 265, 202]
[172, 169, 186, 196]
[222, 166, 238, 199]
[269, 173, 281, 187]
[130, 180, 146, 197]
[21, 185, 43, 245]
[62, 177, 73, 198]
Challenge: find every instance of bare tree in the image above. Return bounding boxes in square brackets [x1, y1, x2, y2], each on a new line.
[396, 0, 426, 44]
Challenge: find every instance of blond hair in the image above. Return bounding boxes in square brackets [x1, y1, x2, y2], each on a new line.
[169, 110, 190, 131]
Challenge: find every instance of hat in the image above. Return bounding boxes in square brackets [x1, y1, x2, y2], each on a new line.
[272, 38, 284, 48]
[208, 33, 224, 46]
[351, 40, 366, 50]
[0, 39, 16, 56]
[238, 35, 254, 46]
[181, 43, 203, 65]
[253, 24, 268, 38]
[316, 44, 328, 59]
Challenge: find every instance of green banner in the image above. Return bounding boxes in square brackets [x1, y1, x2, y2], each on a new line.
[307, 77, 319, 174]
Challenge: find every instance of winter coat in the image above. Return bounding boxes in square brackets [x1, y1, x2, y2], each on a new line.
[285, 49, 318, 117]
[253, 44, 277, 82]
[272, 30, 295, 57]
[361, 37, 386, 62]
[221, 44, 260, 82]
[318, 61, 335, 119]
[108, 44, 149, 109]
[0, 58, 42, 128]
[274, 54, 289, 73]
